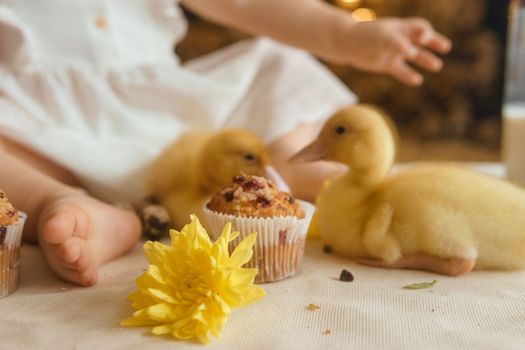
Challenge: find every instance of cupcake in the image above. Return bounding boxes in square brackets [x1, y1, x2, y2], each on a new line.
[0, 190, 27, 299]
[203, 172, 314, 283]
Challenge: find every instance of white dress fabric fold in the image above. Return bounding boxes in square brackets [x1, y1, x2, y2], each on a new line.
[0, 0, 356, 202]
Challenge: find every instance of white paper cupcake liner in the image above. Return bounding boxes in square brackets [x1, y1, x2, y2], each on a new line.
[203, 201, 314, 283]
[1, 212, 27, 299]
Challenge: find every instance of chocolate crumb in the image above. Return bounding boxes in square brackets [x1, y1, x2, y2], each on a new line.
[323, 329, 332, 335]
[323, 245, 333, 254]
[233, 174, 245, 184]
[256, 196, 271, 207]
[287, 195, 295, 204]
[224, 191, 234, 202]
[339, 269, 354, 282]
[242, 180, 263, 191]
[242, 180, 255, 190]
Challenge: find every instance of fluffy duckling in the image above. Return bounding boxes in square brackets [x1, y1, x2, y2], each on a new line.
[291, 104, 525, 276]
[149, 129, 269, 229]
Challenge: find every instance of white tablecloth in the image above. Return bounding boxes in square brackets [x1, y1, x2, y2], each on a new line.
[1, 163, 525, 349]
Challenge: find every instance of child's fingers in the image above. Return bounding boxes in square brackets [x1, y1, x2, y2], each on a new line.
[406, 17, 452, 54]
[389, 60, 423, 86]
[408, 49, 443, 72]
[393, 36, 418, 60]
[406, 17, 434, 44]
[424, 32, 452, 54]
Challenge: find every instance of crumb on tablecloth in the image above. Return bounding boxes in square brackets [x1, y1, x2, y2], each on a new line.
[306, 303, 320, 311]
[339, 269, 354, 282]
[323, 244, 332, 254]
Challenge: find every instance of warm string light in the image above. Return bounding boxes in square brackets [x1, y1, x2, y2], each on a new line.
[334, 0, 361, 10]
[333, 0, 378, 22]
[351, 8, 377, 22]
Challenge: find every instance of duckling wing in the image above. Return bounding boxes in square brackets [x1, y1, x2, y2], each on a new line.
[161, 188, 208, 230]
[361, 202, 402, 264]
[380, 165, 525, 269]
[149, 131, 210, 197]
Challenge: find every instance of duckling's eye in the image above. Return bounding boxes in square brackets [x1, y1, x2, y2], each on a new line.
[244, 153, 256, 161]
[335, 126, 347, 135]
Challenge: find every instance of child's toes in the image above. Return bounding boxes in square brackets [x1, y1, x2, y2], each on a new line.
[79, 267, 97, 286]
[58, 269, 94, 286]
[67, 247, 92, 272]
[57, 239, 82, 264]
[41, 211, 75, 245]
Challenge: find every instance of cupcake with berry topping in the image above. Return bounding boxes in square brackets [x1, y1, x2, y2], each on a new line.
[0, 190, 27, 299]
[204, 172, 314, 283]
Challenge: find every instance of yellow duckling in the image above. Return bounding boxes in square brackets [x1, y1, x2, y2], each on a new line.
[149, 129, 269, 229]
[290, 104, 525, 276]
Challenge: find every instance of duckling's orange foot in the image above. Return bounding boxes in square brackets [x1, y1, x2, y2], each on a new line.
[356, 253, 475, 276]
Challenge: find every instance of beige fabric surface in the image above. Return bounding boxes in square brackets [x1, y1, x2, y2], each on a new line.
[1, 164, 525, 349]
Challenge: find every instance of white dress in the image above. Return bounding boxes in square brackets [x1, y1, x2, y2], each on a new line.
[0, 0, 356, 202]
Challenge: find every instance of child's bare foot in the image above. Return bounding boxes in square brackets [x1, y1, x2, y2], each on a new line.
[38, 190, 141, 286]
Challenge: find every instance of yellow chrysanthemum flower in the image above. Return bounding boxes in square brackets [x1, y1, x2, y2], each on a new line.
[121, 215, 265, 344]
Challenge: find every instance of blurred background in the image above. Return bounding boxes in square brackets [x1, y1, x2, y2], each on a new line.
[176, 0, 510, 162]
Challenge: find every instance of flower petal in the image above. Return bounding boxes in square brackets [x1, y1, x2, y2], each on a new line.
[211, 237, 229, 267]
[228, 230, 240, 243]
[136, 266, 167, 290]
[152, 324, 172, 335]
[128, 290, 156, 309]
[146, 303, 173, 321]
[121, 309, 159, 327]
[240, 285, 266, 306]
[147, 288, 177, 304]
[213, 293, 232, 315]
[146, 265, 166, 284]
[228, 233, 257, 267]
[188, 215, 212, 252]
[144, 241, 171, 266]
[219, 222, 232, 242]
[196, 331, 211, 344]
[229, 268, 259, 287]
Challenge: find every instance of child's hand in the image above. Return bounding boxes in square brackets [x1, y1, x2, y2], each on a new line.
[182, 0, 450, 86]
[328, 18, 452, 86]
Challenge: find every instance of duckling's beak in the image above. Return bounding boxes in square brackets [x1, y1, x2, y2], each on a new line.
[288, 139, 325, 163]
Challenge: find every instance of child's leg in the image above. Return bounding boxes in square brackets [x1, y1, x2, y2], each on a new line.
[268, 122, 345, 202]
[0, 136, 141, 286]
